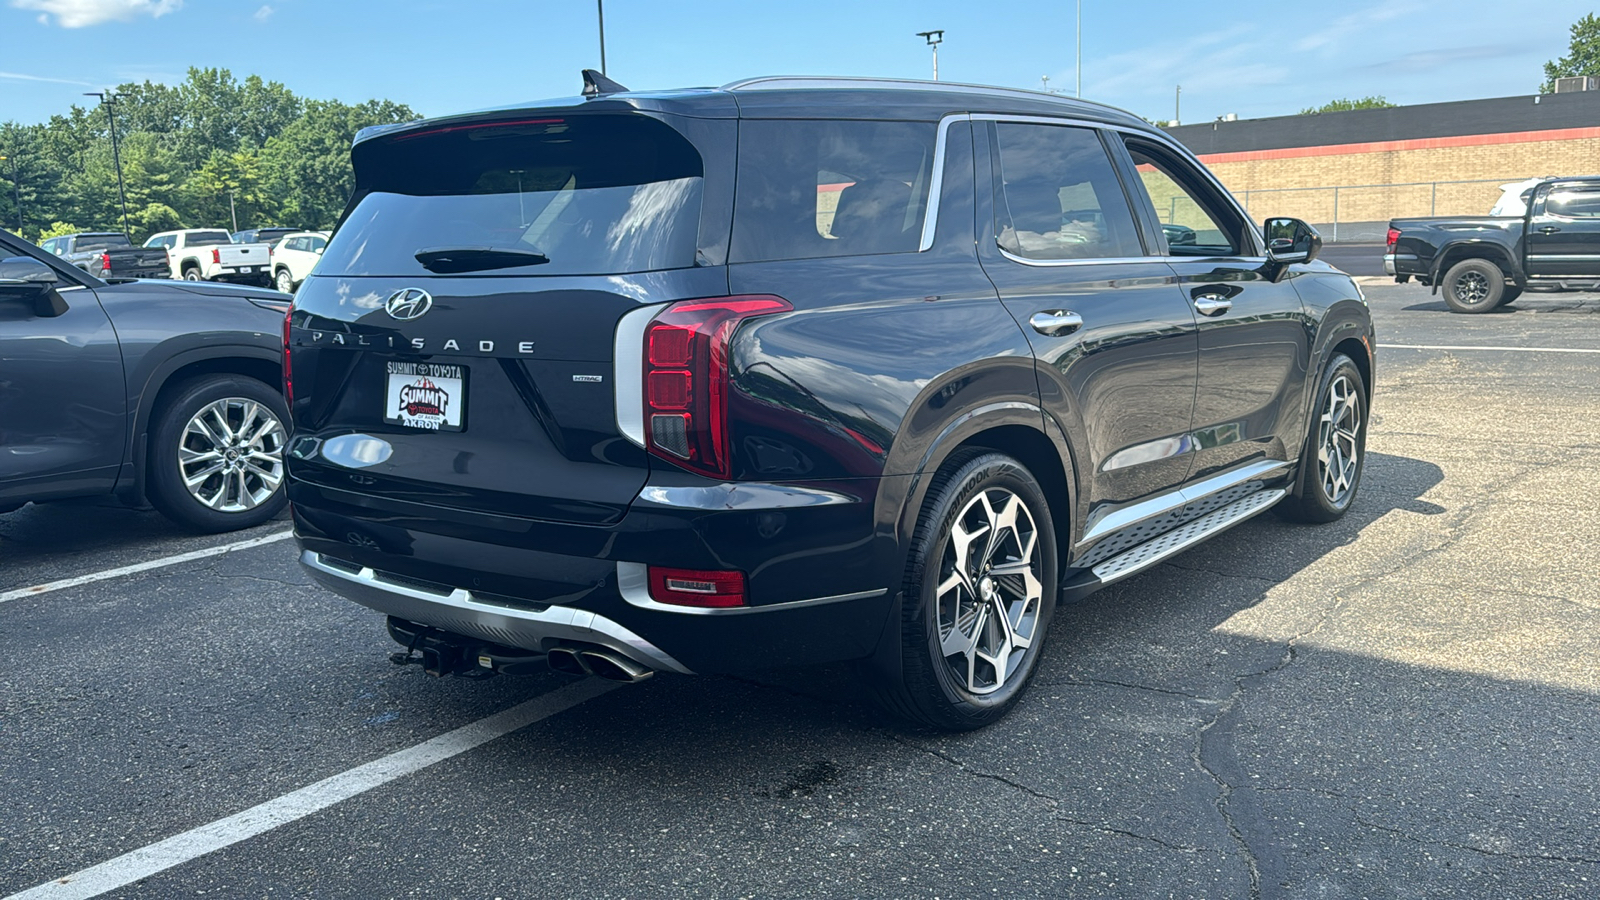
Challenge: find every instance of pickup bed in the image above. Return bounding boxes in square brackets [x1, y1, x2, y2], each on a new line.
[143, 228, 275, 286]
[38, 232, 170, 279]
[1387, 176, 1600, 312]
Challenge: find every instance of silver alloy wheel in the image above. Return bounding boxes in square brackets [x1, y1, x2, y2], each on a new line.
[936, 487, 1045, 695]
[1455, 270, 1490, 304]
[275, 268, 293, 293]
[178, 398, 287, 513]
[1317, 374, 1362, 504]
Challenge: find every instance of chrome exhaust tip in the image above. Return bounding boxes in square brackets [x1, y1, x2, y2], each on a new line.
[578, 649, 655, 683]
[546, 646, 589, 677]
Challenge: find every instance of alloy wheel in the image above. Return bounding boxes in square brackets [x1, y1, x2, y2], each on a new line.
[1455, 271, 1490, 305]
[1317, 374, 1362, 504]
[935, 488, 1045, 695]
[178, 398, 287, 512]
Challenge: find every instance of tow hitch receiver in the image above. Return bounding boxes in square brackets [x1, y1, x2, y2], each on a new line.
[385, 617, 543, 678]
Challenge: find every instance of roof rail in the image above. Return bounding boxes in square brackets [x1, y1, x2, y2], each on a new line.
[719, 75, 1127, 113]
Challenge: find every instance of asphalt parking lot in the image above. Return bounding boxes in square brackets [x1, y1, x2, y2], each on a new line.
[2, 280, 1597, 899]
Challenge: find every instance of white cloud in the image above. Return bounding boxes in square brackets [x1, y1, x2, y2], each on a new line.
[0, 69, 97, 86]
[253, 4, 272, 22]
[11, 0, 183, 28]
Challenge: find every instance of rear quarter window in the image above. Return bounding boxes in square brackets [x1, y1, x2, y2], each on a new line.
[730, 119, 937, 262]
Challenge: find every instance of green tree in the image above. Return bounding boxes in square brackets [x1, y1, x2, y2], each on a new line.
[1299, 96, 1397, 115]
[261, 98, 418, 228]
[1541, 13, 1600, 92]
[184, 148, 276, 231]
[36, 221, 82, 240]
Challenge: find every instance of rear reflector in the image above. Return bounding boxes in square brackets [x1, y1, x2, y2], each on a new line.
[647, 566, 746, 608]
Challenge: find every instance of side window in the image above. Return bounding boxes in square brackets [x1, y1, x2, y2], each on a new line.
[310, 236, 327, 251]
[285, 237, 304, 252]
[730, 119, 937, 262]
[991, 123, 1143, 261]
[39, 239, 58, 255]
[1123, 142, 1246, 257]
[1545, 187, 1600, 218]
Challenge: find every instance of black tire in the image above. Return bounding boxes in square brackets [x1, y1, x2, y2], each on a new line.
[146, 375, 290, 533]
[1279, 354, 1367, 524]
[865, 451, 1059, 731]
[1500, 286, 1523, 305]
[274, 267, 294, 293]
[1441, 258, 1506, 313]
[182, 267, 203, 282]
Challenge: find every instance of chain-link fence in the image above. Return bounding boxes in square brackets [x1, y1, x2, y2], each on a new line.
[1225, 178, 1521, 243]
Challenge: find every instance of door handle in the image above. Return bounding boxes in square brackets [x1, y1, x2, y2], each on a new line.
[1538, 226, 1561, 234]
[1193, 294, 1233, 316]
[1029, 310, 1083, 336]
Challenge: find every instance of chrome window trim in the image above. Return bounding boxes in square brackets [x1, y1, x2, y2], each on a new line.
[617, 561, 886, 616]
[1078, 458, 1291, 548]
[996, 248, 1173, 268]
[918, 114, 969, 252]
[614, 303, 667, 449]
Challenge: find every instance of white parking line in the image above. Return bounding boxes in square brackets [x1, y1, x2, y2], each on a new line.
[1379, 343, 1600, 355]
[4, 679, 619, 900]
[0, 530, 295, 605]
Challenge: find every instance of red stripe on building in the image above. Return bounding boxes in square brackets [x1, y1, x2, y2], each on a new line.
[1195, 127, 1600, 165]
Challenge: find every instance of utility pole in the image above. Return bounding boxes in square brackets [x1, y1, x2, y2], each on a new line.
[229, 192, 239, 233]
[85, 91, 131, 238]
[597, 0, 607, 75]
[1041, 75, 1050, 92]
[1174, 84, 1182, 125]
[917, 30, 943, 81]
[1076, 0, 1082, 97]
[0, 155, 20, 233]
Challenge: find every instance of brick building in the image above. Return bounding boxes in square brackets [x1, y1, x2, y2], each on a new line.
[1164, 90, 1600, 241]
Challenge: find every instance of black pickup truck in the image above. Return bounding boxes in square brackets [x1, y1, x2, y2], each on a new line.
[1386, 175, 1600, 312]
[37, 232, 171, 279]
[1, 228, 289, 532]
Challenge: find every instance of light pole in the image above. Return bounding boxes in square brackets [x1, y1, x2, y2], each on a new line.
[1174, 84, 1181, 125]
[0, 155, 20, 233]
[597, 0, 607, 75]
[84, 91, 131, 238]
[917, 30, 943, 81]
[1076, 0, 1082, 97]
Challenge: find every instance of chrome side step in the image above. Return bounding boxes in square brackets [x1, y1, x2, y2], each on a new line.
[1085, 487, 1286, 588]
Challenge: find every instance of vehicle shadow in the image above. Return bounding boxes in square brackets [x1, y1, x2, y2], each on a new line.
[1402, 295, 1600, 314]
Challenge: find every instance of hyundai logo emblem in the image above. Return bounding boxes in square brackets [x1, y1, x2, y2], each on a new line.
[384, 288, 433, 321]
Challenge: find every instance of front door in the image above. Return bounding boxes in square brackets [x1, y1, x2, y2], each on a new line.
[1526, 182, 1600, 279]
[1115, 137, 1310, 482]
[974, 119, 1199, 530]
[0, 236, 127, 503]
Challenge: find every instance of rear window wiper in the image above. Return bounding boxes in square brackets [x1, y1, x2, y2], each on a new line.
[414, 246, 550, 274]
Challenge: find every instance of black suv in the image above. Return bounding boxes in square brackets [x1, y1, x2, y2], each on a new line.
[288, 76, 1374, 729]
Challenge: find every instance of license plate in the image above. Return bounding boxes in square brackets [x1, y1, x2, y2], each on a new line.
[384, 362, 467, 432]
[238, 266, 252, 273]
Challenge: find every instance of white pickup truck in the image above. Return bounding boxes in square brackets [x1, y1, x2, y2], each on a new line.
[143, 229, 274, 286]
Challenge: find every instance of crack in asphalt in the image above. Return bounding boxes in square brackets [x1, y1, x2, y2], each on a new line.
[1039, 675, 1222, 704]
[1352, 815, 1600, 866]
[1054, 816, 1208, 853]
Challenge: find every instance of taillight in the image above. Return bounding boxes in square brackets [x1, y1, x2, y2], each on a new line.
[212, 247, 221, 264]
[282, 304, 294, 404]
[1386, 228, 1401, 250]
[99, 251, 111, 271]
[642, 295, 791, 480]
[647, 566, 746, 608]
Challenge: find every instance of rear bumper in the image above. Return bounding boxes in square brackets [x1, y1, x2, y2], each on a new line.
[289, 473, 904, 673]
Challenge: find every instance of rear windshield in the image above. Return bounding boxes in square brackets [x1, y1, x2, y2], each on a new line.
[185, 231, 232, 246]
[323, 115, 704, 277]
[730, 119, 937, 263]
[74, 234, 131, 251]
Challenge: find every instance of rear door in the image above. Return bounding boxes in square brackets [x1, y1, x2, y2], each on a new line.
[287, 111, 732, 526]
[0, 235, 127, 502]
[1114, 135, 1309, 482]
[974, 118, 1200, 524]
[1526, 182, 1600, 278]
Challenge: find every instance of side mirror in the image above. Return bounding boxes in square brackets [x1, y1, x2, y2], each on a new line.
[314, 246, 324, 255]
[0, 256, 70, 317]
[1263, 217, 1322, 266]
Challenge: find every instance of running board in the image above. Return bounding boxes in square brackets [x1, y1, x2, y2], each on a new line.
[1065, 487, 1287, 595]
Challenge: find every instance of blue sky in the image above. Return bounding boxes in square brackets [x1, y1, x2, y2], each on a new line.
[0, 0, 1592, 126]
